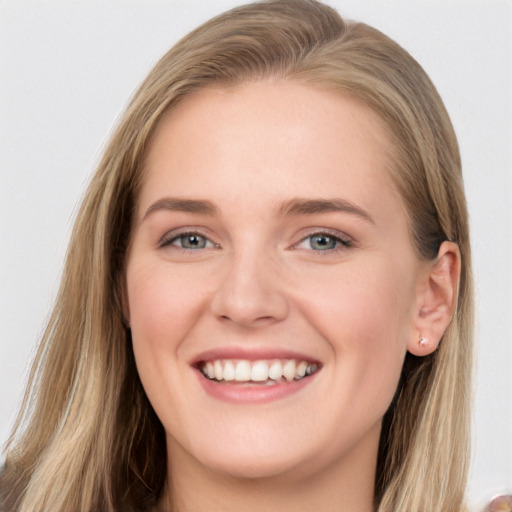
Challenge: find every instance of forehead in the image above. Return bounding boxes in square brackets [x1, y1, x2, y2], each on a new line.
[139, 80, 403, 221]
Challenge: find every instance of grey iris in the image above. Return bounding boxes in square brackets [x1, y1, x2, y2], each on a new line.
[310, 235, 336, 250]
[181, 234, 207, 249]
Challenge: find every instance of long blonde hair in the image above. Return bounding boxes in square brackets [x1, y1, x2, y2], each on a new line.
[1, 1, 473, 511]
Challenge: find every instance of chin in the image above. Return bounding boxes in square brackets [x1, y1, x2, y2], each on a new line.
[185, 425, 339, 483]
[201, 450, 309, 481]
[174, 425, 312, 480]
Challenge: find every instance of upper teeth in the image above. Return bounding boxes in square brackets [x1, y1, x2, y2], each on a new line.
[200, 359, 319, 383]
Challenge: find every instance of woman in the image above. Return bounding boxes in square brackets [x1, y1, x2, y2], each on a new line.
[0, 1, 473, 511]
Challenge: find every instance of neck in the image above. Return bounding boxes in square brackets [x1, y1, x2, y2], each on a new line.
[158, 423, 379, 512]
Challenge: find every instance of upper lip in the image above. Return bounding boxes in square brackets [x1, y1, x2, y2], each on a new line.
[190, 346, 321, 366]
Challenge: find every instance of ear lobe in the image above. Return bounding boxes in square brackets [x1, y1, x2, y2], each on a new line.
[408, 241, 460, 356]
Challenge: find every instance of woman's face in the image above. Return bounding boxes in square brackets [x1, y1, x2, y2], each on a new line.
[124, 81, 428, 481]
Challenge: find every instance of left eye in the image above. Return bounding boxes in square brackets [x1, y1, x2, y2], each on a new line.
[296, 233, 351, 251]
[162, 232, 215, 250]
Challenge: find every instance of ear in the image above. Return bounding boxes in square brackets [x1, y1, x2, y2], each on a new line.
[407, 241, 460, 356]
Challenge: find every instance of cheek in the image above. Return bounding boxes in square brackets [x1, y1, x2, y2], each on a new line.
[296, 259, 415, 400]
[125, 263, 212, 427]
[300, 261, 414, 347]
[125, 263, 209, 395]
[127, 264, 205, 345]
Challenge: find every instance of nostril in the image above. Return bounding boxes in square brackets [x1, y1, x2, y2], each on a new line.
[218, 313, 280, 326]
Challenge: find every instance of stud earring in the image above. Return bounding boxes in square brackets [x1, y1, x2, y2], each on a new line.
[419, 335, 428, 347]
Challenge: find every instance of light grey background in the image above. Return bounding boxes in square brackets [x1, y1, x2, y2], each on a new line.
[1, 1, 510, 509]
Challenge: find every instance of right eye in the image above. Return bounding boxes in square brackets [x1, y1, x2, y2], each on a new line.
[160, 232, 216, 250]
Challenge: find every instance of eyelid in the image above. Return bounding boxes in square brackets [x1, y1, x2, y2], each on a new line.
[292, 228, 353, 250]
[158, 228, 219, 249]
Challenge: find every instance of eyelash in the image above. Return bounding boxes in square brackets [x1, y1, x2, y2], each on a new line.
[158, 230, 352, 253]
[293, 231, 353, 252]
[158, 231, 218, 251]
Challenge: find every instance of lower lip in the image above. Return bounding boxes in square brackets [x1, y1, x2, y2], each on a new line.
[196, 371, 318, 404]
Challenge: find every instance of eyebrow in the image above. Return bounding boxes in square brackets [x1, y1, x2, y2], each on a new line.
[142, 196, 374, 224]
[143, 197, 218, 221]
[277, 198, 375, 224]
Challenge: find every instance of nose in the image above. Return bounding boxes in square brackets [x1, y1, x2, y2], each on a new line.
[210, 249, 289, 328]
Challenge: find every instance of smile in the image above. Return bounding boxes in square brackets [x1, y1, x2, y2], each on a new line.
[199, 359, 320, 385]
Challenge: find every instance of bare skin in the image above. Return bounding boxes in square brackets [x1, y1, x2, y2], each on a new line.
[125, 80, 459, 512]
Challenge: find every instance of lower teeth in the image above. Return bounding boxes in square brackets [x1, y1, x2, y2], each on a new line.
[208, 376, 307, 385]
[217, 379, 279, 386]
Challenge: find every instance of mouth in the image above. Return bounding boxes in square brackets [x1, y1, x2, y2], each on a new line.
[198, 358, 320, 386]
[194, 356, 321, 404]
